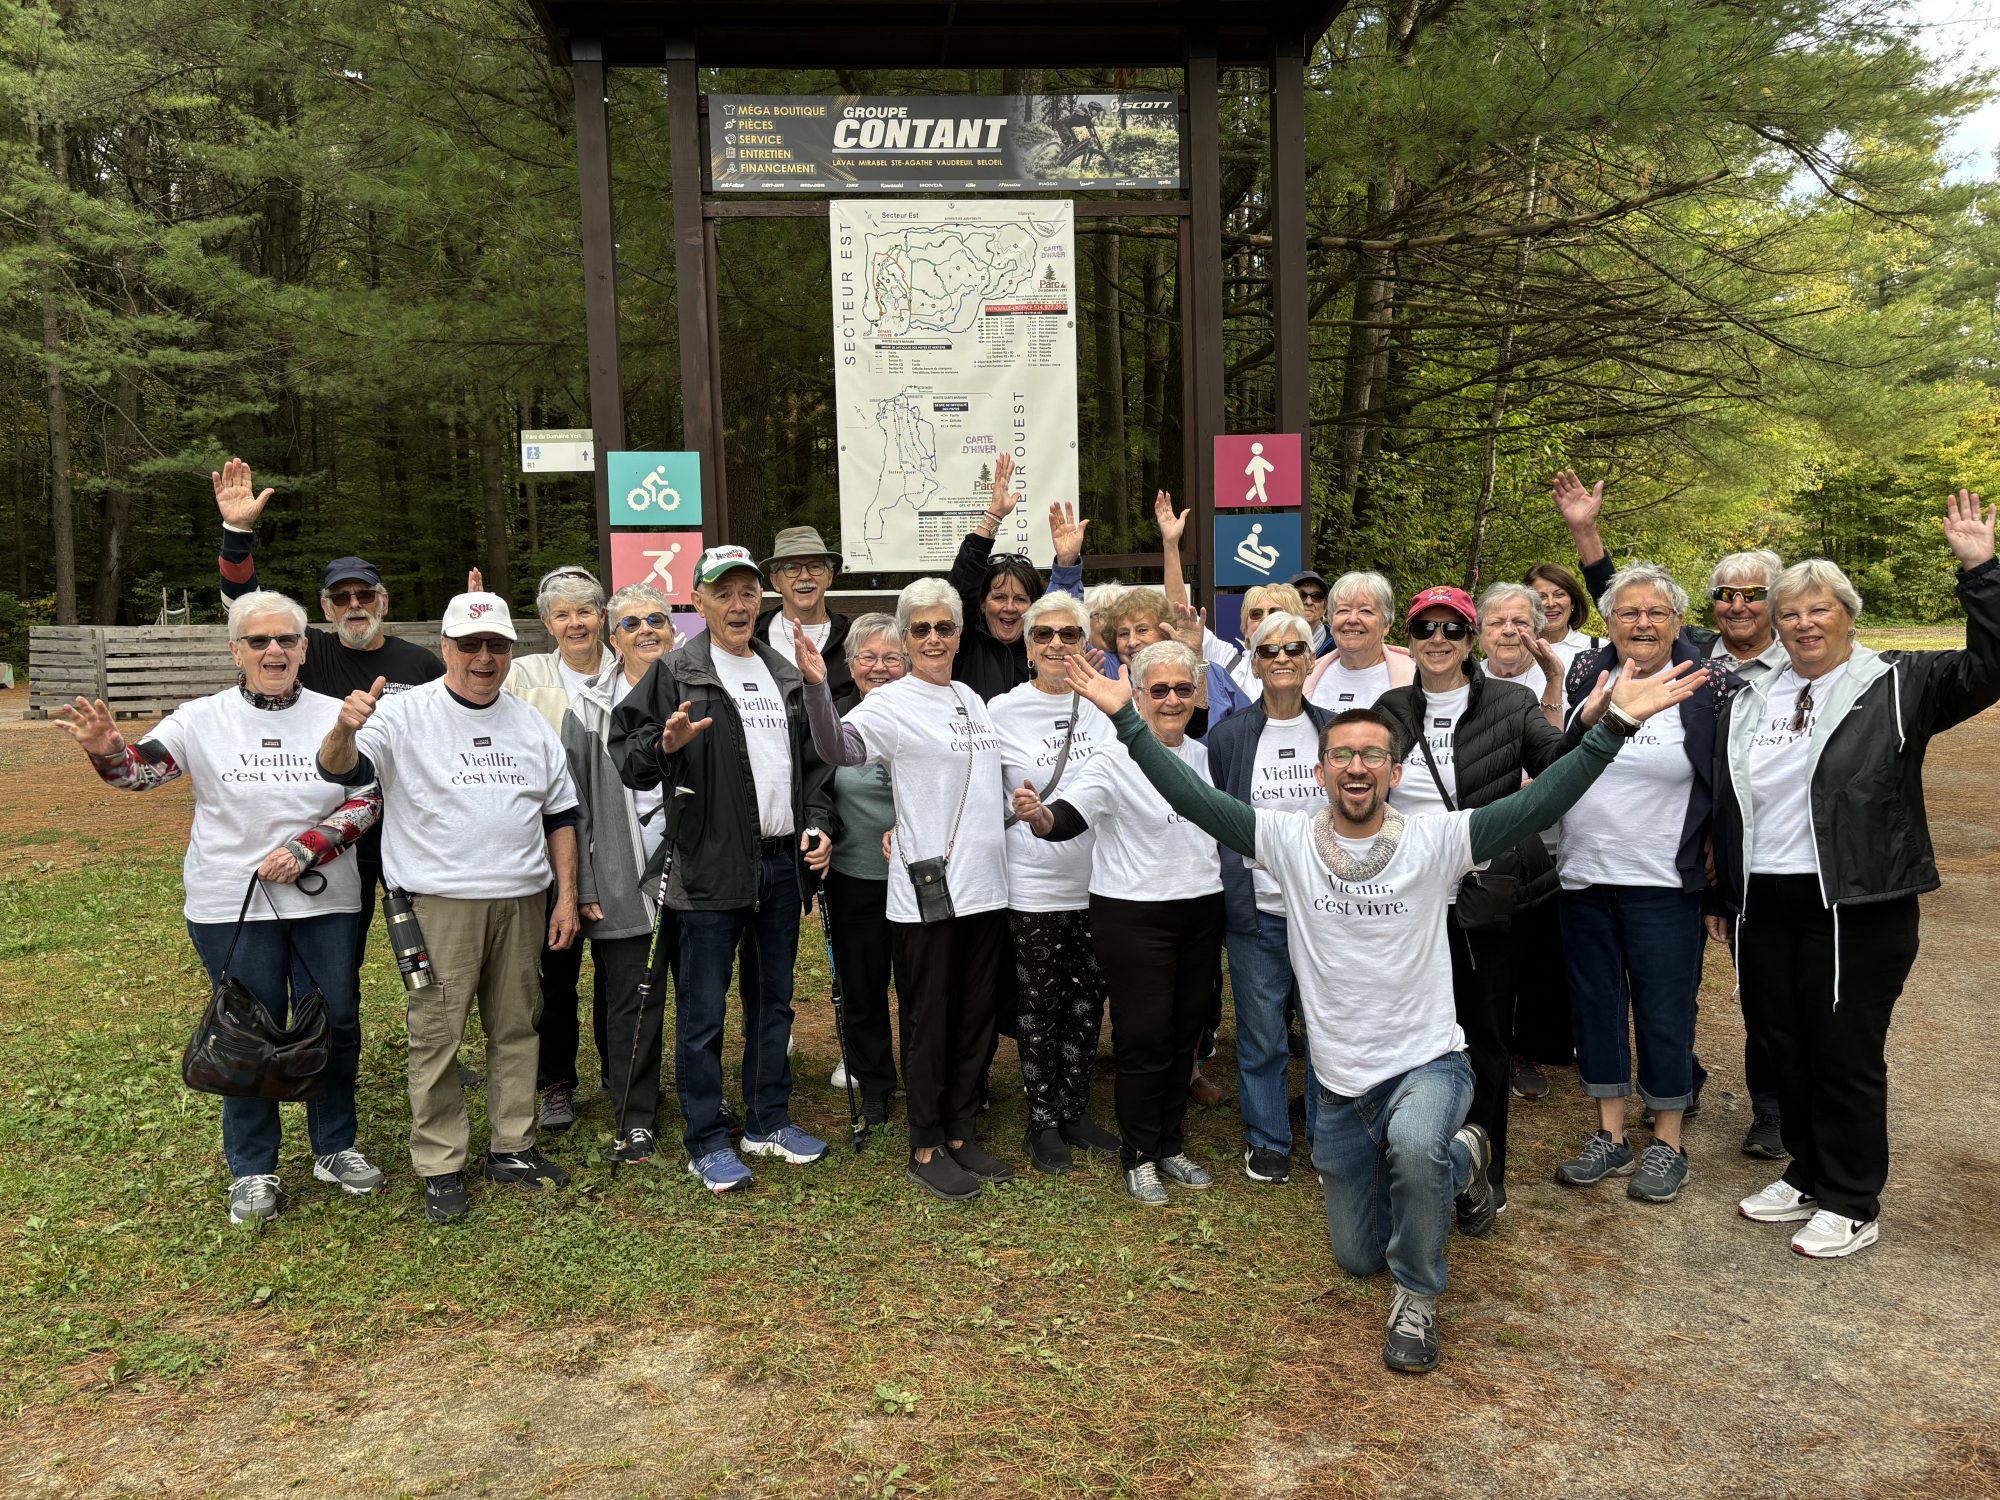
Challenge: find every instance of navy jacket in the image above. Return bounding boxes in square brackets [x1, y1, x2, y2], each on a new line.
[1204, 700, 1335, 933]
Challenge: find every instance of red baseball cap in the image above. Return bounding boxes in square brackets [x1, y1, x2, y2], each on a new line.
[1406, 586, 1477, 627]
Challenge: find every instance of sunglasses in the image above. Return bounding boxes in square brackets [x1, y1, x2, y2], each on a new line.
[616, 612, 670, 633]
[1297, 592, 1327, 605]
[1408, 619, 1471, 641]
[907, 620, 959, 640]
[236, 633, 305, 651]
[1710, 585, 1768, 604]
[1029, 625, 1085, 645]
[1255, 641, 1309, 660]
[1326, 745, 1393, 767]
[450, 636, 515, 656]
[1145, 681, 1197, 701]
[326, 588, 378, 607]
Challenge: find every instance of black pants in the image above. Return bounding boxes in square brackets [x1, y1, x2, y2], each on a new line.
[1011, 909, 1108, 1129]
[1447, 914, 1515, 1186]
[355, 840, 384, 975]
[1090, 892, 1226, 1168]
[536, 889, 609, 1092]
[1508, 896, 1576, 1065]
[1737, 875, 1919, 1222]
[595, 931, 664, 1134]
[895, 909, 1005, 1149]
[825, 871, 910, 1107]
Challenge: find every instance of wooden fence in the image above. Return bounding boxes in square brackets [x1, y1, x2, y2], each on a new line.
[26, 621, 555, 719]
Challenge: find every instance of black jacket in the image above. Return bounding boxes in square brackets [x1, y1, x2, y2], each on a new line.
[609, 633, 837, 912]
[1712, 558, 2000, 913]
[945, 531, 1085, 703]
[1205, 700, 1335, 933]
[754, 603, 858, 714]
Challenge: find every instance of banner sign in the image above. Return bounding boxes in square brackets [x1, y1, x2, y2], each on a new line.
[832, 199, 1078, 572]
[712, 94, 1181, 192]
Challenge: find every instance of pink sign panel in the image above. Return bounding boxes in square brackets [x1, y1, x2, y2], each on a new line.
[1214, 433, 1302, 509]
[610, 531, 702, 604]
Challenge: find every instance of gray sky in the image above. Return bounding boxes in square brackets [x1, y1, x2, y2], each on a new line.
[1906, 0, 2000, 182]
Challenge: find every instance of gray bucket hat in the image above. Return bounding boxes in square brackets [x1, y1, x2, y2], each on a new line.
[763, 526, 840, 571]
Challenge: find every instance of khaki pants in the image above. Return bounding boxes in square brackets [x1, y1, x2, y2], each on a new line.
[407, 893, 545, 1175]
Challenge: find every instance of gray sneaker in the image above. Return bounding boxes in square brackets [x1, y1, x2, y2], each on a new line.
[1157, 1153, 1212, 1189]
[1124, 1162, 1170, 1206]
[1383, 1286, 1440, 1374]
[538, 1082, 575, 1133]
[1627, 1141, 1689, 1203]
[228, 1173, 281, 1225]
[1554, 1130, 1636, 1187]
[312, 1149, 385, 1195]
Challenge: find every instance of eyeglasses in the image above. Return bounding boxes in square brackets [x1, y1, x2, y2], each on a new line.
[772, 559, 832, 579]
[907, 620, 959, 640]
[1145, 681, 1197, 701]
[450, 636, 515, 656]
[1612, 607, 1677, 626]
[1408, 619, 1471, 641]
[326, 588, 378, 607]
[1029, 625, 1085, 645]
[1711, 585, 1768, 605]
[1255, 641, 1309, 660]
[1325, 745, 1393, 767]
[236, 633, 304, 651]
[1297, 591, 1327, 606]
[616, 612, 670, 633]
[851, 651, 902, 670]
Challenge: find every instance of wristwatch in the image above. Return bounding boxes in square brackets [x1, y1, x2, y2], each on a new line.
[1603, 703, 1642, 737]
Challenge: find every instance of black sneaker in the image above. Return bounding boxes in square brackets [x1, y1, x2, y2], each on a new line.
[861, 1097, 891, 1129]
[423, 1172, 469, 1223]
[947, 1140, 1015, 1183]
[1742, 1112, 1786, 1160]
[1383, 1286, 1441, 1375]
[604, 1128, 657, 1166]
[1024, 1126, 1073, 1176]
[456, 1059, 480, 1089]
[1244, 1146, 1291, 1184]
[1058, 1117, 1121, 1157]
[482, 1148, 571, 1189]
[907, 1150, 982, 1202]
[1451, 1124, 1498, 1237]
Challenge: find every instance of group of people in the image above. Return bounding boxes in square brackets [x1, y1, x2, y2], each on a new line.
[52, 451, 1999, 1377]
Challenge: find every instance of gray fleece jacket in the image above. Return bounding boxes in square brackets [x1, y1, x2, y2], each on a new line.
[563, 663, 660, 941]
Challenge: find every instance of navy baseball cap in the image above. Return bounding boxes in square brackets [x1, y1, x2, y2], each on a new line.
[322, 557, 384, 591]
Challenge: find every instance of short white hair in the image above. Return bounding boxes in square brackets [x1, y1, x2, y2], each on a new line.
[1770, 559, 1863, 621]
[1330, 571, 1395, 619]
[606, 582, 671, 620]
[895, 577, 963, 635]
[844, 612, 904, 663]
[1599, 563, 1689, 619]
[1083, 582, 1128, 614]
[1710, 549, 1784, 592]
[1476, 581, 1547, 634]
[537, 566, 605, 618]
[1025, 591, 1089, 636]
[228, 590, 307, 639]
[1130, 638, 1200, 688]
[1249, 610, 1311, 651]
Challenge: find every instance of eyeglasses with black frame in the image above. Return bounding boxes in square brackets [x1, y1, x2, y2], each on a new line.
[1255, 640, 1310, 660]
[449, 636, 514, 656]
[1407, 619, 1472, 642]
[236, 633, 305, 651]
[1325, 744, 1393, 767]
[325, 588, 378, 607]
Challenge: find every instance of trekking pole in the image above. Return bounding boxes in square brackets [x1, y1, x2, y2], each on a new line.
[815, 884, 866, 1151]
[612, 779, 693, 1179]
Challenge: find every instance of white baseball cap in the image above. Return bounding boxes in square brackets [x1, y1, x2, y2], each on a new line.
[441, 592, 519, 640]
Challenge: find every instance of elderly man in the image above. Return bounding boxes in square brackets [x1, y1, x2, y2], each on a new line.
[316, 591, 582, 1222]
[1289, 570, 1335, 657]
[609, 545, 837, 1193]
[758, 526, 860, 712]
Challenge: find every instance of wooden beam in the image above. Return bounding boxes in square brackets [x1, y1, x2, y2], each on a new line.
[699, 197, 1193, 219]
[1185, 35, 1225, 608]
[572, 41, 624, 585]
[1270, 34, 1311, 568]
[667, 48, 723, 544]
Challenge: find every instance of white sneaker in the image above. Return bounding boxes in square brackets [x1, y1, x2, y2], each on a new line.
[786, 1027, 795, 1057]
[1738, 1179, 1818, 1224]
[1790, 1209, 1879, 1259]
[829, 1060, 850, 1091]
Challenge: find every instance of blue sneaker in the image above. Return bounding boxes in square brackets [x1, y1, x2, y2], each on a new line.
[687, 1148, 754, 1193]
[740, 1124, 828, 1165]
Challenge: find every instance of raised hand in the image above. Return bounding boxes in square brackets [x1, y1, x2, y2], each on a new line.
[792, 620, 828, 686]
[659, 699, 714, 753]
[1526, 635, 1562, 681]
[1578, 668, 1614, 728]
[52, 696, 125, 759]
[339, 676, 387, 733]
[1063, 648, 1132, 717]
[1608, 658, 1700, 721]
[989, 451, 1019, 519]
[1012, 779, 1054, 837]
[257, 847, 304, 885]
[1551, 470, 1604, 532]
[1153, 490, 1186, 547]
[1167, 600, 1206, 646]
[1049, 500, 1089, 565]
[1942, 489, 1996, 569]
[466, 567, 484, 593]
[212, 457, 273, 530]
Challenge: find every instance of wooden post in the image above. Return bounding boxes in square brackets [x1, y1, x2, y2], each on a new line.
[1270, 34, 1311, 570]
[1185, 37, 1225, 608]
[667, 49, 723, 546]
[572, 41, 625, 586]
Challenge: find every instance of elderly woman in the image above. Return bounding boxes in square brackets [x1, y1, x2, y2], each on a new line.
[1551, 562, 1732, 1205]
[1206, 611, 1334, 1184]
[1476, 582, 1565, 718]
[1304, 571, 1417, 712]
[558, 583, 681, 1165]
[1525, 562, 1599, 674]
[990, 592, 1122, 1173]
[1718, 494, 1999, 1258]
[1377, 585, 1569, 1214]
[946, 450, 1086, 701]
[821, 614, 914, 1129]
[1013, 639, 1226, 1204]
[1108, 586, 1248, 731]
[798, 580, 1014, 1201]
[54, 591, 384, 1224]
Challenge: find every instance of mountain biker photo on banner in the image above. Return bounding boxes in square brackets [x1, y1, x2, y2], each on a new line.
[1024, 94, 1178, 183]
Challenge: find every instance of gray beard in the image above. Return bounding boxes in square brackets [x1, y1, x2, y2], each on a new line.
[337, 616, 384, 649]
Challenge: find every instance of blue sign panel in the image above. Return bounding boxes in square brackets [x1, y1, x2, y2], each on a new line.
[608, 451, 702, 527]
[1212, 511, 1301, 589]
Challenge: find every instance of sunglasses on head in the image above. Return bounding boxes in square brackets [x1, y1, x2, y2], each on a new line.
[1029, 625, 1084, 645]
[1255, 640, 1309, 660]
[908, 620, 959, 640]
[1145, 681, 1197, 701]
[616, 612, 670, 633]
[1408, 619, 1471, 641]
[326, 588, 378, 607]
[1710, 585, 1768, 604]
[237, 633, 304, 651]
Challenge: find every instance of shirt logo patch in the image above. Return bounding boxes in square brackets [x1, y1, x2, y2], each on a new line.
[1278, 747, 1296, 759]
[1055, 719, 1070, 729]
[1433, 718, 1450, 728]
[1338, 693, 1355, 702]
[473, 736, 492, 747]
[261, 738, 282, 748]
[744, 682, 759, 692]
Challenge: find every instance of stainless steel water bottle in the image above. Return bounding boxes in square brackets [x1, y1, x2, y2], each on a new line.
[381, 888, 440, 993]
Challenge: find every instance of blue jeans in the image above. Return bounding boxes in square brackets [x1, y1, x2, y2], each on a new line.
[674, 853, 802, 1158]
[1560, 884, 1704, 1110]
[1225, 912, 1318, 1155]
[1311, 1051, 1475, 1299]
[187, 911, 361, 1178]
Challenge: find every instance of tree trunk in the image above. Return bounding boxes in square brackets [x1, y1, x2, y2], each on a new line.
[30, 109, 77, 624]
[519, 393, 540, 557]
[1463, 142, 1544, 591]
[477, 403, 510, 597]
[1091, 228, 1128, 551]
[95, 123, 151, 624]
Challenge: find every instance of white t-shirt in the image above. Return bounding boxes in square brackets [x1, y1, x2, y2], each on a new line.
[842, 675, 1009, 922]
[766, 613, 831, 667]
[715, 648, 795, 838]
[1483, 660, 1546, 704]
[1202, 629, 1264, 702]
[1058, 735, 1222, 901]
[354, 680, 578, 899]
[1254, 808, 1475, 1097]
[1559, 704, 1692, 889]
[1747, 663, 1848, 875]
[557, 657, 596, 712]
[1247, 712, 1324, 913]
[147, 688, 365, 924]
[1388, 684, 1470, 821]
[991, 684, 1111, 912]
[612, 671, 665, 865]
[1308, 656, 1393, 713]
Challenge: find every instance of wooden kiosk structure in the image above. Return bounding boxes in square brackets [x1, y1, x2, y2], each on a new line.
[530, 0, 1339, 593]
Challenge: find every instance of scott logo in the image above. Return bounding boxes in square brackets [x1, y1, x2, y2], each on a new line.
[468, 602, 492, 619]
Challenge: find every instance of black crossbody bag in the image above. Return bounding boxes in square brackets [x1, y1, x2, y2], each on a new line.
[1415, 729, 1556, 930]
[182, 873, 334, 1100]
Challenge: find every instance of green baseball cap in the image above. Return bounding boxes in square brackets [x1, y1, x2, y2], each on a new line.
[693, 544, 766, 588]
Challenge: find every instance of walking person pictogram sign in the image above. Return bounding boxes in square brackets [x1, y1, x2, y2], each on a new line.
[1214, 434, 1302, 508]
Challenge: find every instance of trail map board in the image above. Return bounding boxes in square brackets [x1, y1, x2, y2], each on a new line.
[832, 199, 1078, 572]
